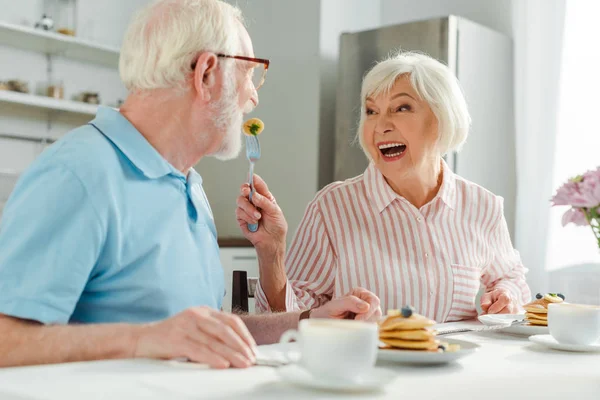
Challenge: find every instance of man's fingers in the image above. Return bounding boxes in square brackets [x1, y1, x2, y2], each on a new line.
[205, 340, 253, 368]
[185, 344, 230, 369]
[183, 333, 250, 369]
[211, 312, 257, 352]
[191, 314, 254, 362]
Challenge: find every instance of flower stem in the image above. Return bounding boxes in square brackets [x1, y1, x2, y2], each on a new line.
[583, 209, 600, 249]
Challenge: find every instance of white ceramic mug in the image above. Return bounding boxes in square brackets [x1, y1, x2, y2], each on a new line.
[548, 303, 600, 345]
[279, 319, 378, 382]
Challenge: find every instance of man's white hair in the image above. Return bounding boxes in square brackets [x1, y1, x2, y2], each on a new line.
[119, 0, 243, 92]
[357, 51, 471, 156]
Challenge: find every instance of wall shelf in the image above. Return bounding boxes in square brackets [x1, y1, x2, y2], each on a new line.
[0, 21, 120, 68]
[0, 90, 98, 116]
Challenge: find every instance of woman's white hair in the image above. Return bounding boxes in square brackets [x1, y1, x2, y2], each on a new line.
[357, 51, 471, 156]
[119, 0, 243, 92]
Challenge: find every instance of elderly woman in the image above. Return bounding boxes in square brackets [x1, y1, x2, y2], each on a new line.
[236, 51, 531, 322]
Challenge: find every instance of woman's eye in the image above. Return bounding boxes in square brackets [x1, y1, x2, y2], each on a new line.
[366, 108, 377, 115]
[396, 104, 411, 112]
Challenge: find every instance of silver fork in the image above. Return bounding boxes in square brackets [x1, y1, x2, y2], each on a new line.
[245, 135, 261, 232]
[254, 358, 289, 368]
[436, 318, 528, 336]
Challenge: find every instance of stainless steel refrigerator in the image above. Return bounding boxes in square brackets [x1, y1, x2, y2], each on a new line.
[333, 16, 516, 237]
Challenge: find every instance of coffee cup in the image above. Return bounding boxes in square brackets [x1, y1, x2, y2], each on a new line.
[279, 319, 378, 382]
[548, 303, 600, 345]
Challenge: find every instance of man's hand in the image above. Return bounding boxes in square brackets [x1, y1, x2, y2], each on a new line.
[480, 289, 519, 314]
[310, 288, 382, 322]
[134, 307, 257, 369]
[236, 175, 287, 254]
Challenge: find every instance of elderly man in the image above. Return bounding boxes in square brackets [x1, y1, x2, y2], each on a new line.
[0, 0, 381, 369]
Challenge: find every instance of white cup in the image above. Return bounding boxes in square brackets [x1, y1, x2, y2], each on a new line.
[279, 319, 378, 382]
[548, 303, 600, 345]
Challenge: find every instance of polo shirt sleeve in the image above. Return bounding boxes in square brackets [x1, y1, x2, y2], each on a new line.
[0, 162, 105, 324]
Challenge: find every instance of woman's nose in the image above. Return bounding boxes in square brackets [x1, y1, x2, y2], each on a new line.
[374, 115, 394, 135]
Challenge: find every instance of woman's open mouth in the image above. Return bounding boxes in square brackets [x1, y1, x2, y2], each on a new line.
[378, 142, 407, 162]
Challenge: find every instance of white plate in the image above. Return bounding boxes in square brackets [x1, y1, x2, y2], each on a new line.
[529, 334, 600, 352]
[276, 364, 396, 392]
[478, 313, 549, 336]
[377, 338, 479, 365]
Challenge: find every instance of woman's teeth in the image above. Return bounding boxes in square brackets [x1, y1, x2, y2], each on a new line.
[378, 143, 405, 149]
[378, 143, 406, 157]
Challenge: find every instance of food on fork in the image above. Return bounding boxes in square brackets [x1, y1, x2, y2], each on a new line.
[523, 292, 565, 326]
[378, 306, 460, 352]
[243, 118, 265, 136]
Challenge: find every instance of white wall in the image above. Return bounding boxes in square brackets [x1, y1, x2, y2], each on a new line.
[200, 0, 323, 240]
[318, 0, 381, 189]
[513, 0, 566, 292]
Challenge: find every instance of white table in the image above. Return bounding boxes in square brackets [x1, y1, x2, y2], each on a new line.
[0, 323, 598, 400]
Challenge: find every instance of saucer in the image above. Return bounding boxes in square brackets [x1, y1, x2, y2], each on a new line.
[478, 314, 549, 336]
[276, 364, 396, 392]
[378, 338, 479, 365]
[529, 335, 600, 352]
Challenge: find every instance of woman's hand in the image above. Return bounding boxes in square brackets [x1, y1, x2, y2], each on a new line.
[311, 288, 382, 322]
[480, 289, 519, 314]
[236, 175, 288, 255]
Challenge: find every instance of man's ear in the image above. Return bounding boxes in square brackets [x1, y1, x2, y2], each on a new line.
[193, 52, 219, 102]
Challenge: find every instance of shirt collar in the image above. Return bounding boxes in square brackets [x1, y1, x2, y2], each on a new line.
[437, 159, 456, 210]
[364, 163, 399, 214]
[89, 106, 182, 180]
[364, 158, 456, 213]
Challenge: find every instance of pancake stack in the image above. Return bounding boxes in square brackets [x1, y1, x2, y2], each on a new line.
[379, 306, 459, 352]
[523, 292, 565, 326]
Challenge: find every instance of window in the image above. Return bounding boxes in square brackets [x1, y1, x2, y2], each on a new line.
[547, 0, 600, 270]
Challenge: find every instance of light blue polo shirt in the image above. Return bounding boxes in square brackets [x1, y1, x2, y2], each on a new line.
[0, 106, 224, 324]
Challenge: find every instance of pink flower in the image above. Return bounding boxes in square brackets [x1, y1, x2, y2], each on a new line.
[580, 167, 600, 208]
[551, 180, 580, 206]
[551, 166, 600, 208]
[561, 208, 588, 227]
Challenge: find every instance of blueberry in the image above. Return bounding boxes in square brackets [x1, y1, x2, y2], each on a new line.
[401, 305, 414, 318]
[557, 293, 565, 300]
[535, 293, 543, 299]
[438, 344, 447, 352]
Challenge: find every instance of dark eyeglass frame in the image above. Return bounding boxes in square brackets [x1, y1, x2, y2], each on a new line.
[191, 53, 270, 90]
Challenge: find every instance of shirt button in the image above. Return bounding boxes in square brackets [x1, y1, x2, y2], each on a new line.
[417, 216, 422, 222]
[425, 253, 429, 258]
[430, 291, 434, 295]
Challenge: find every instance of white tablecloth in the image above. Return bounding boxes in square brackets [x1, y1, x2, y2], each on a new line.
[0, 322, 598, 400]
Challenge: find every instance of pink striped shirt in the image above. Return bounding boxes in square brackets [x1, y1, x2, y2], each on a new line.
[255, 161, 531, 322]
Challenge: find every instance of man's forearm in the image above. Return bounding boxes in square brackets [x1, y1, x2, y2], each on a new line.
[0, 315, 141, 367]
[241, 311, 301, 345]
[257, 246, 288, 312]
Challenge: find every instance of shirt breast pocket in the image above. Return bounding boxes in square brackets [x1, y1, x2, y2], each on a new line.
[447, 263, 481, 321]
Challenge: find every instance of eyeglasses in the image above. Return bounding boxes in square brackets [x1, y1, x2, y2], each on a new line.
[191, 53, 270, 90]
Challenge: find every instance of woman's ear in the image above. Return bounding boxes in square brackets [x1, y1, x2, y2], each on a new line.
[193, 52, 219, 102]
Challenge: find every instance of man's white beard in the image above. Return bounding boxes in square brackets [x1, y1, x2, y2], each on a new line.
[211, 77, 244, 161]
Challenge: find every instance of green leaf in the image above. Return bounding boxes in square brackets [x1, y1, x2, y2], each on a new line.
[249, 123, 260, 135]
